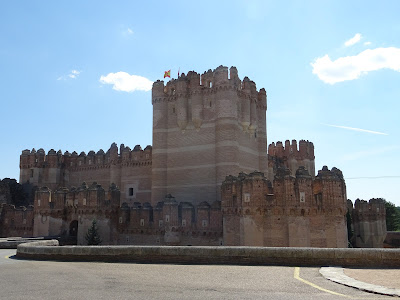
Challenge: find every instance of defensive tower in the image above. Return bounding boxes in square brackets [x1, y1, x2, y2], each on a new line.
[151, 66, 268, 206]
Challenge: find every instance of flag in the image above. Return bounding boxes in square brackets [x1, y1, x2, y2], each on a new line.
[178, 67, 180, 77]
[164, 70, 171, 78]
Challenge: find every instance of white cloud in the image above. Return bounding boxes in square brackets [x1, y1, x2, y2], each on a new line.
[99, 72, 153, 92]
[57, 69, 81, 80]
[122, 27, 134, 37]
[322, 123, 388, 135]
[344, 33, 362, 47]
[364, 41, 371, 46]
[311, 47, 400, 84]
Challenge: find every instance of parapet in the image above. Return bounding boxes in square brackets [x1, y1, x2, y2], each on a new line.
[353, 198, 386, 214]
[316, 166, 345, 181]
[268, 139, 314, 160]
[151, 65, 266, 103]
[20, 143, 153, 170]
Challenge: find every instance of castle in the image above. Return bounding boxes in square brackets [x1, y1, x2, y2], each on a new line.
[0, 66, 386, 247]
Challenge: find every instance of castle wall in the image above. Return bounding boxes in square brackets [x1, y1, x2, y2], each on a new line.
[0, 204, 34, 238]
[221, 168, 348, 247]
[20, 145, 152, 206]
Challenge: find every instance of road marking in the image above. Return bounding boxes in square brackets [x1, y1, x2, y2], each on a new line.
[294, 267, 391, 299]
[294, 267, 352, 298]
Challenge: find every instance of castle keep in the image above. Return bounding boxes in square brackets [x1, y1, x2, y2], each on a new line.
[151, 66, 267, 205]
[2, 65, 384, 247]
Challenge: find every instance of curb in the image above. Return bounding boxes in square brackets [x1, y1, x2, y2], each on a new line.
[320, 267, 400, 297]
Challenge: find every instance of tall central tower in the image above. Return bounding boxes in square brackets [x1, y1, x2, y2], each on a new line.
[151, 66, 267, 206]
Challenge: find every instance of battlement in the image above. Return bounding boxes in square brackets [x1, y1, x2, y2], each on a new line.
[267, 139, 315, 178]
[351, 198, 386, 214]
[20, 143, 152, 170]
[152, 65, 266, 98]
[34, 182, 120, 211]
[268, 139, 314, 160]
[316, 166, 344, 181]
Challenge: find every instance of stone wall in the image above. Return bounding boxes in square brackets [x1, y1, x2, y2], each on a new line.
[16, 240, 400, 268]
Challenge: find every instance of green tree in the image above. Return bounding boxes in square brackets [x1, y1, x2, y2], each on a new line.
[85, 219, 102, 245]
[346, 210, 353, 247]
[383, 200, 400, 231]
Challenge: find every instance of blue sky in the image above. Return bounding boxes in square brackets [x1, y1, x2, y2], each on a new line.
[1, 1, 399, 205]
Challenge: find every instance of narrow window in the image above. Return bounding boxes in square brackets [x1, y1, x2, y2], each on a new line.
[38, 199, 41, 207]
[165, 215, 170, 222]
[128, 188, 134, 196]
[159, 220, 164, 227]
[126, 236, 129, 242]
[172, 106, 176, 114]
[202, 220, 208, 227]
[119, 217, 123, 224]
[140, 219, 145, 226]
[182, 219, 186, 227]
[83, 198, 87, 206]
[300, 192, 305, 203]
[30, 169, 34, 178]
[244, 193, 251, 202]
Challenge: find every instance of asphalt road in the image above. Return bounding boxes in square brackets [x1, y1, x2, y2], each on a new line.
[0, 249, 393, 300]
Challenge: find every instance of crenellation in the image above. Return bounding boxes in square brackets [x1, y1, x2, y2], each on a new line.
[268, 139, 315, 179]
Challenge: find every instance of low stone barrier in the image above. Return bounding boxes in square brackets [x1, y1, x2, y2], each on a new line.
[16, 241, 400, 267]
[0, 237, 47, 249]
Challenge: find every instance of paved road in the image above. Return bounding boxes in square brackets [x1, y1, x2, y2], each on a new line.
[0, 249, 394, 300]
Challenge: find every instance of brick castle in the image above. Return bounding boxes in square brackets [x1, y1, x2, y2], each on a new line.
[0, 66, 386, 247]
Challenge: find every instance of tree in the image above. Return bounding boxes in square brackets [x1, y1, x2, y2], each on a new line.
[85, 219, 102, 245]
[383, 200, 400, 231]
[346, 210, 354, 247]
